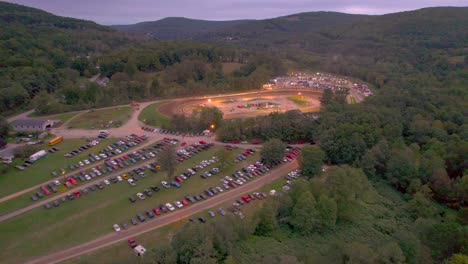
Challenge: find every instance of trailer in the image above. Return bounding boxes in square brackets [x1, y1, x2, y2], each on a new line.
[29, 150, 47, 161]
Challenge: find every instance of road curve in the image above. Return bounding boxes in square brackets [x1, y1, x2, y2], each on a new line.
[27, 160, 298, 264]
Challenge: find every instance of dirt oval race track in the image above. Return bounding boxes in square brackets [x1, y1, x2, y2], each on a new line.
[157, 90, 322, 119]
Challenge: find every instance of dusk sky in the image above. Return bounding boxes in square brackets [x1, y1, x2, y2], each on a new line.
[5, 0, 468, 25]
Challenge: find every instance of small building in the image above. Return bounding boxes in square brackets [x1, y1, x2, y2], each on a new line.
[11, 119, 55, 132]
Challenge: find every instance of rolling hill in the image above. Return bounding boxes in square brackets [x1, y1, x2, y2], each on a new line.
[113, 17, 252, 40]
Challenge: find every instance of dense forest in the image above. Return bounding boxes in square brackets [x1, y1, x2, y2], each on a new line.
[0, 2, 466, 263]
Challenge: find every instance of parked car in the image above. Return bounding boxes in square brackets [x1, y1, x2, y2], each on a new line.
[128, 238, 138, 248]
[136, 213, 146, 222]
[136, 192, 145, 200]
[129, 196, 136, 203]
[113, 224, 121, 232]
[165, 203, 175, 211]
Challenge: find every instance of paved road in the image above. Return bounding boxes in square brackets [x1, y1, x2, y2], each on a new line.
[27, 160, 298, 264]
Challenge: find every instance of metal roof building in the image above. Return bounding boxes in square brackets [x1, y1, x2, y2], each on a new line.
[11, 118, 55, 132]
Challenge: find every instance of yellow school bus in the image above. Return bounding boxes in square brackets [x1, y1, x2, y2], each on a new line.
[48, 136, 63, 146]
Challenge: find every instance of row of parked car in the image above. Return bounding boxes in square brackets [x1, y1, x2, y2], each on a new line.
[114, 146, 292, 230]
[282, 169, 302, 192]
[128, 143, 216, 203]
[35, 138, 180, 204]
[141, 126, 209, 137]
[58, 134, 149, 176]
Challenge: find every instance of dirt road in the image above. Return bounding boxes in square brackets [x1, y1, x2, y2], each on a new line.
[27, 160, 298, 264]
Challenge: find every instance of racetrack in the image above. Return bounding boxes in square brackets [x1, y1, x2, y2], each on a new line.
[157, 90, 322, 119]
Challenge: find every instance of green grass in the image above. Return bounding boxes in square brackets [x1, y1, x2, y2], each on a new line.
[0, 138, 160, 215]
[138, 101, 171, 127]
[0, 147, 258, 263]
[65, 156, 279, 264]
[49, 112, 79, 123]
[286, 95, 309, 106]
[67, 106, 132, 129]
[0, 138, 115, 200]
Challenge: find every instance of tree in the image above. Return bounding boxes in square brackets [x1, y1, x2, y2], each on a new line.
[159, 145, 177, 178]
[325, 166, 370, 222]
[215, 148, 233, 169]
[320, 88, 334, 106]
[0, 115, 9, 138]
[444, 254, 468, 264]
[298, 145, 325, 179]
[315, 194, 337, 231]
[144, 245, 177, 264]
[290, 191, 317, 235]
[171, 224, 217, 264]
[197, 106, 223, 131]
[261, 138, 285, 166]
[255, 203, 279, 236]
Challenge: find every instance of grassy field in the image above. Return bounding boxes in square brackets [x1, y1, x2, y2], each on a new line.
[68, 106, 132, 129]
[138, 101, 171, 128]
[286, 95, 309, 106]
[50, 112, 79, 124]
[222, 62, 243, 75]
[65, 170, 288, 264]
[0, 138, 115, 199]
[0, 147, 259, 264]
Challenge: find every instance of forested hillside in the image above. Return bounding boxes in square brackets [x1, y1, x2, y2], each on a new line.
[0, 1, 135, 115]
[113, 17, 252, 40]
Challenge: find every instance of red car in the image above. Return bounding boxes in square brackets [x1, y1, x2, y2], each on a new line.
[181, 142, 187, 146]
[128, 238, 138, 248]
[177, 157, 184, 162]
[175, 176, 184, 182]
[181, 199, 189, 206]
[241, 196, 251, 203]
[199, 140, 207, 145]
[152, 208, 161, 215]
[40, 186, 51, 195]
[251, 139, 261, 145]
[73, 190, 81, 198]
[231, 140, 240, 144]
[67, 177, 77, 185]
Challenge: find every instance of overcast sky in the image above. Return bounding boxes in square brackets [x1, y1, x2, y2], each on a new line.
[5, 0, 467, 25]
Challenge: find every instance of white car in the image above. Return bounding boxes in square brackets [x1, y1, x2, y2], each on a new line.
[104, 179, 110, 185]
[85, 174, 91, 180]
[165, 203, 175, 211]
[174, 201, 183, 208]
[78, 161, 84, 167]
[113, 224, 121, 232]
[136, 192, 145, 200]
[161, 181, 170, 188]
[128, 179, 136, 186]
[215, 186, 224, 193]
[117, 176, 123, 182]
[84, 159, 90, 165]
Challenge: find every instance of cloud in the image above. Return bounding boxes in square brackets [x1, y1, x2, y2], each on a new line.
[4, 0, 467, 24]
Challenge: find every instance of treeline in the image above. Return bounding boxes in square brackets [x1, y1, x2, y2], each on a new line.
[141, 166, 466, 263]
[0, 2, 133, 115]
[3, 41, 285, 116]
[0, 2, 286, 116]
